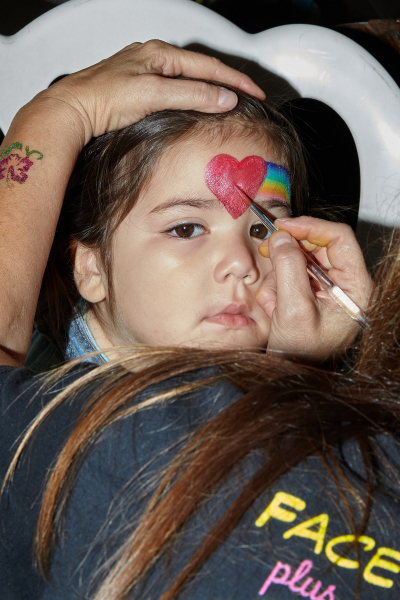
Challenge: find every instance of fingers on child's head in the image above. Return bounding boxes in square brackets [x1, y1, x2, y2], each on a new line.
[162, 42, 266, 99]
[132, 40, 264, 105]
[144, 76, 238, 114]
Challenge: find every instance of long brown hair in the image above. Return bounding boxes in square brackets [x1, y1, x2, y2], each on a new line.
[36, 84, 307, 350]
[4, 231, 400, 599]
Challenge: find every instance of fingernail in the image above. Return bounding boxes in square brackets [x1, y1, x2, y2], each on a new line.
[258, 243, 269, 258]
[256, 294, 275, 316]
[217, 88, 237, 110]
[270, 231, 293, 248]
[275, 218, 289, 222]
[256, 291, 267, 304]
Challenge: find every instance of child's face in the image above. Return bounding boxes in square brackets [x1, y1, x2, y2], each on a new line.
[93, 134, 291, 350]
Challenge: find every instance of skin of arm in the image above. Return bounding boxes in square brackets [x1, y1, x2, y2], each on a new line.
[0, 40, 263, 367]
[0, 98, 84, 366]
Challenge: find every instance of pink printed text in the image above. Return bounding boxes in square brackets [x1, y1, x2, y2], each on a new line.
[259, 559, 336, 599]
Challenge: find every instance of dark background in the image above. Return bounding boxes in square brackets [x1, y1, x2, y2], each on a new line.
[0, 0, 398, 37]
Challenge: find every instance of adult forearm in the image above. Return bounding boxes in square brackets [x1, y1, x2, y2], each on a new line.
[0, 95, 86, 363]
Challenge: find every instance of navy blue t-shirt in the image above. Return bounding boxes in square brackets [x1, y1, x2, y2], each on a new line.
[2, 365, 400, 600]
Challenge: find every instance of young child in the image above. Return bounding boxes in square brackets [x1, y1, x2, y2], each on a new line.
[26, 82, 371, 372]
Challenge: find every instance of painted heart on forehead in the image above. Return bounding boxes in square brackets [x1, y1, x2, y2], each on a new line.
[205, 154, 266, 219]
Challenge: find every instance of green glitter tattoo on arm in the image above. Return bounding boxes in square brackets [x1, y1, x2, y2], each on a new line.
[0, 142, 23, 157]
[25, 146, 44, 160]
[0, 142, 44, 185]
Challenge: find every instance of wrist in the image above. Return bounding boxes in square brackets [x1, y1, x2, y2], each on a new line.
[11, 91, 89, 153]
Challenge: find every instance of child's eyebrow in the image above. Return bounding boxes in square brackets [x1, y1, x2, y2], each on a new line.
[148, 197, 220, 214]
[256, 198, 292, 216]
[149, 197, 291, 216]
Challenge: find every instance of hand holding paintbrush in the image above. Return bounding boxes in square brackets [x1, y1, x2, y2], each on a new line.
[241, 196, 368, 328]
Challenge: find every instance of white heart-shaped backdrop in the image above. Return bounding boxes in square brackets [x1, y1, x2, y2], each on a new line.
[0, 0, 399, 229]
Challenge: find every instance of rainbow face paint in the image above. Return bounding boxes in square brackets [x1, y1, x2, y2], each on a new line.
[205, 154, 291, 219]
[258, 161, 291, 205]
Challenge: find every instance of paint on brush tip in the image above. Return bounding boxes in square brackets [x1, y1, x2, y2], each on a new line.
[205, 154, 291, 218]
[205, 154, 266, 219]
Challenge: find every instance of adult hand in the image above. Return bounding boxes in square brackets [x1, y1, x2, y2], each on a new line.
[256, 217, 373, 362]
[38, 39, 265, 144]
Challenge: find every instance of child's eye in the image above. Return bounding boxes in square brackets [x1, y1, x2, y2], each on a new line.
[167, 223, 206, 239]
[250, 222, 271, 240]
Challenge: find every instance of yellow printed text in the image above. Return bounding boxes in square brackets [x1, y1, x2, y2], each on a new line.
[255, 492, 306, 528]
[326, 535, 375, 569]
[364, 547, 400, 588]
[283, 514, 329, 555]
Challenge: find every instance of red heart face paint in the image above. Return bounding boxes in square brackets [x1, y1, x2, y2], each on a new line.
[205, 154, 292, 218]
[205, 154, 266, 219]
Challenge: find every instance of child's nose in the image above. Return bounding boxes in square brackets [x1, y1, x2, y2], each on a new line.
[213, 236, 260, 285]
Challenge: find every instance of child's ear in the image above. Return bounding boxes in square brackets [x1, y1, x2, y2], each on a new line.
[73, 242, 107, 304]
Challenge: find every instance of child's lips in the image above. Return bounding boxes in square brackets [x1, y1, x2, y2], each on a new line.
[204, 304, 253, 328]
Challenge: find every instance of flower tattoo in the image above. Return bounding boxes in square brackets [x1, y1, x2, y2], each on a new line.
[0, 142, 43, 185]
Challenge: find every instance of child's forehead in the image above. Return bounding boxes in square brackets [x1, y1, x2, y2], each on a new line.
[134, 136, 289, 218]
[157, 132, 282, 174]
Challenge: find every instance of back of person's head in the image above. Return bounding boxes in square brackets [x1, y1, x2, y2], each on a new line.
[36, 84, 306, 349]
